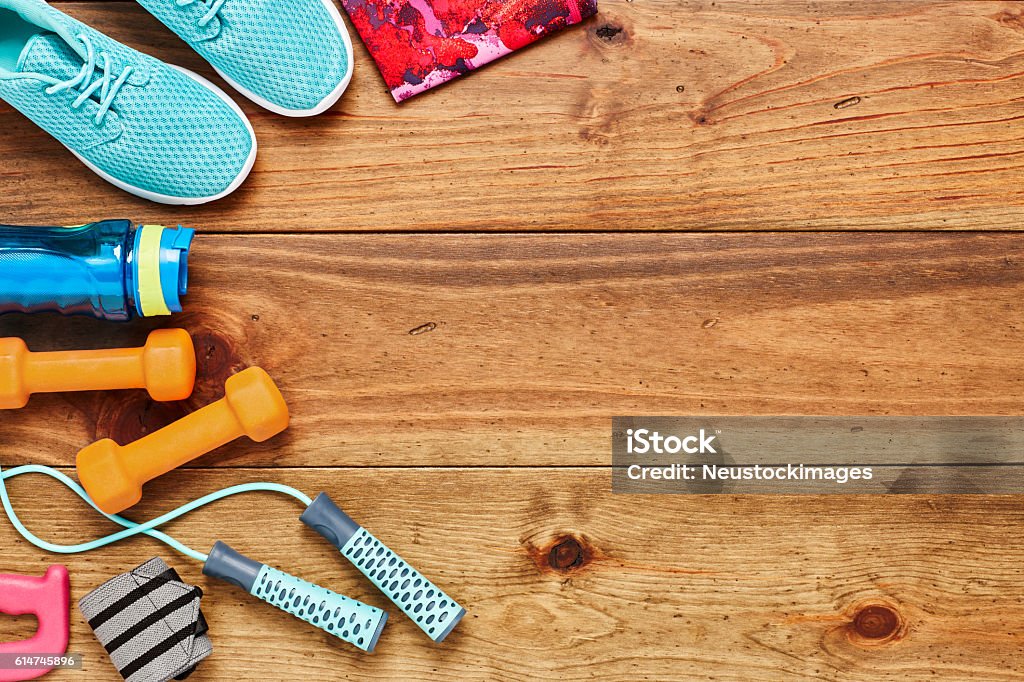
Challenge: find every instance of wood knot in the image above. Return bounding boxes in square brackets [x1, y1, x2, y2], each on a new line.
[524, 532, 600, 576]
[186, 327, 247, 407]
[93, 393, 190, 443]
[159, 312, 253, 402]
[848, 603, 904, 645]
[588, 17, 631, 48]
[994, 9, 1024, 31]
[690, 110, 713, 127]
[549, 537, 583, 571]
[547, 536, 592, 573]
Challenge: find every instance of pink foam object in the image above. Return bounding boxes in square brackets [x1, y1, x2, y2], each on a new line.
[0, 566, 70, 682]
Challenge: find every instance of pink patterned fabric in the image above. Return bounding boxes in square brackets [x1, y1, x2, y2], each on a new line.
[342, 0, 598, 101]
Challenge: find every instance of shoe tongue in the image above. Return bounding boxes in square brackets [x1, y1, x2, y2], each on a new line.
[16, 32, 81, 81]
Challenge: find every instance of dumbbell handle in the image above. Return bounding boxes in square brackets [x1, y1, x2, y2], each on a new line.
[123, 398, 243, 485]
[203, 542, 387, 653]
[22, 347, 147, 393]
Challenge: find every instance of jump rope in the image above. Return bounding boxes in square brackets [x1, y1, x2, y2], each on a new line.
[0, 329, 465, 656]
[0, 459, 466, 652]
[0, 463, 309, 562]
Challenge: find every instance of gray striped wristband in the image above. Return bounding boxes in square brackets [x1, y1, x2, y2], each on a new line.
[79, 558, 212, 682]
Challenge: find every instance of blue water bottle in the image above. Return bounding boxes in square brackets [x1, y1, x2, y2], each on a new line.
[0, 221, 194, 321]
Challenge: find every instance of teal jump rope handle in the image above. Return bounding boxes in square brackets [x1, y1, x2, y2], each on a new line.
[300, 493, 466, 643]
[203, 541, 387, 653]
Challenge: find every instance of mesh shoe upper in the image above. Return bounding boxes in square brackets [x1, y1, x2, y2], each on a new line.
[0, 0, 255, 201]
[137, 0, 352, 113]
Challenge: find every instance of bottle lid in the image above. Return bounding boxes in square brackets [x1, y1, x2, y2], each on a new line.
[132, 225, 195, 317]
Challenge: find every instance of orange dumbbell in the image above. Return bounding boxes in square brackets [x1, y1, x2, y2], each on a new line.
[76, 367, 289, 514]
[0, 329, 195, 409]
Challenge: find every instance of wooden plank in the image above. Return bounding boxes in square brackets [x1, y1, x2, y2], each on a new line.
[2, 232, 1023, 468]
[2, 1, 1023, 230]
[0, 467, 1022, 680]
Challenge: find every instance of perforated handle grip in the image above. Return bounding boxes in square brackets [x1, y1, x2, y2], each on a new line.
[251, 566, 387, 653]
[300, 494, 466, 642]
[341, 528, 464, 643]
[203, 541, 386, 653]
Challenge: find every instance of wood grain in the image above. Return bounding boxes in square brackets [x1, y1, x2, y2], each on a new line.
[2, 232, 1023, 468]
[2, 1, 1023, 680]
[1, 468, 1023, 681]
[1, 1, 1023, 230]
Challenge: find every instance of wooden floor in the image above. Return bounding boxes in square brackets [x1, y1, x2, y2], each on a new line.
[2, 1, 1024, 679]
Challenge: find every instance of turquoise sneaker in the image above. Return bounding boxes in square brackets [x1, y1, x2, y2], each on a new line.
[0, 0, 256, 204]
[137, 0, 354, 117]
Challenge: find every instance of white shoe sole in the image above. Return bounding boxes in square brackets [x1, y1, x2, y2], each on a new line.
[210, 0, 355, 117]
[67, 64, 258, 205]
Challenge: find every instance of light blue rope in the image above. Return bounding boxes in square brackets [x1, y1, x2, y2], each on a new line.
[0, 463, 312, 563]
